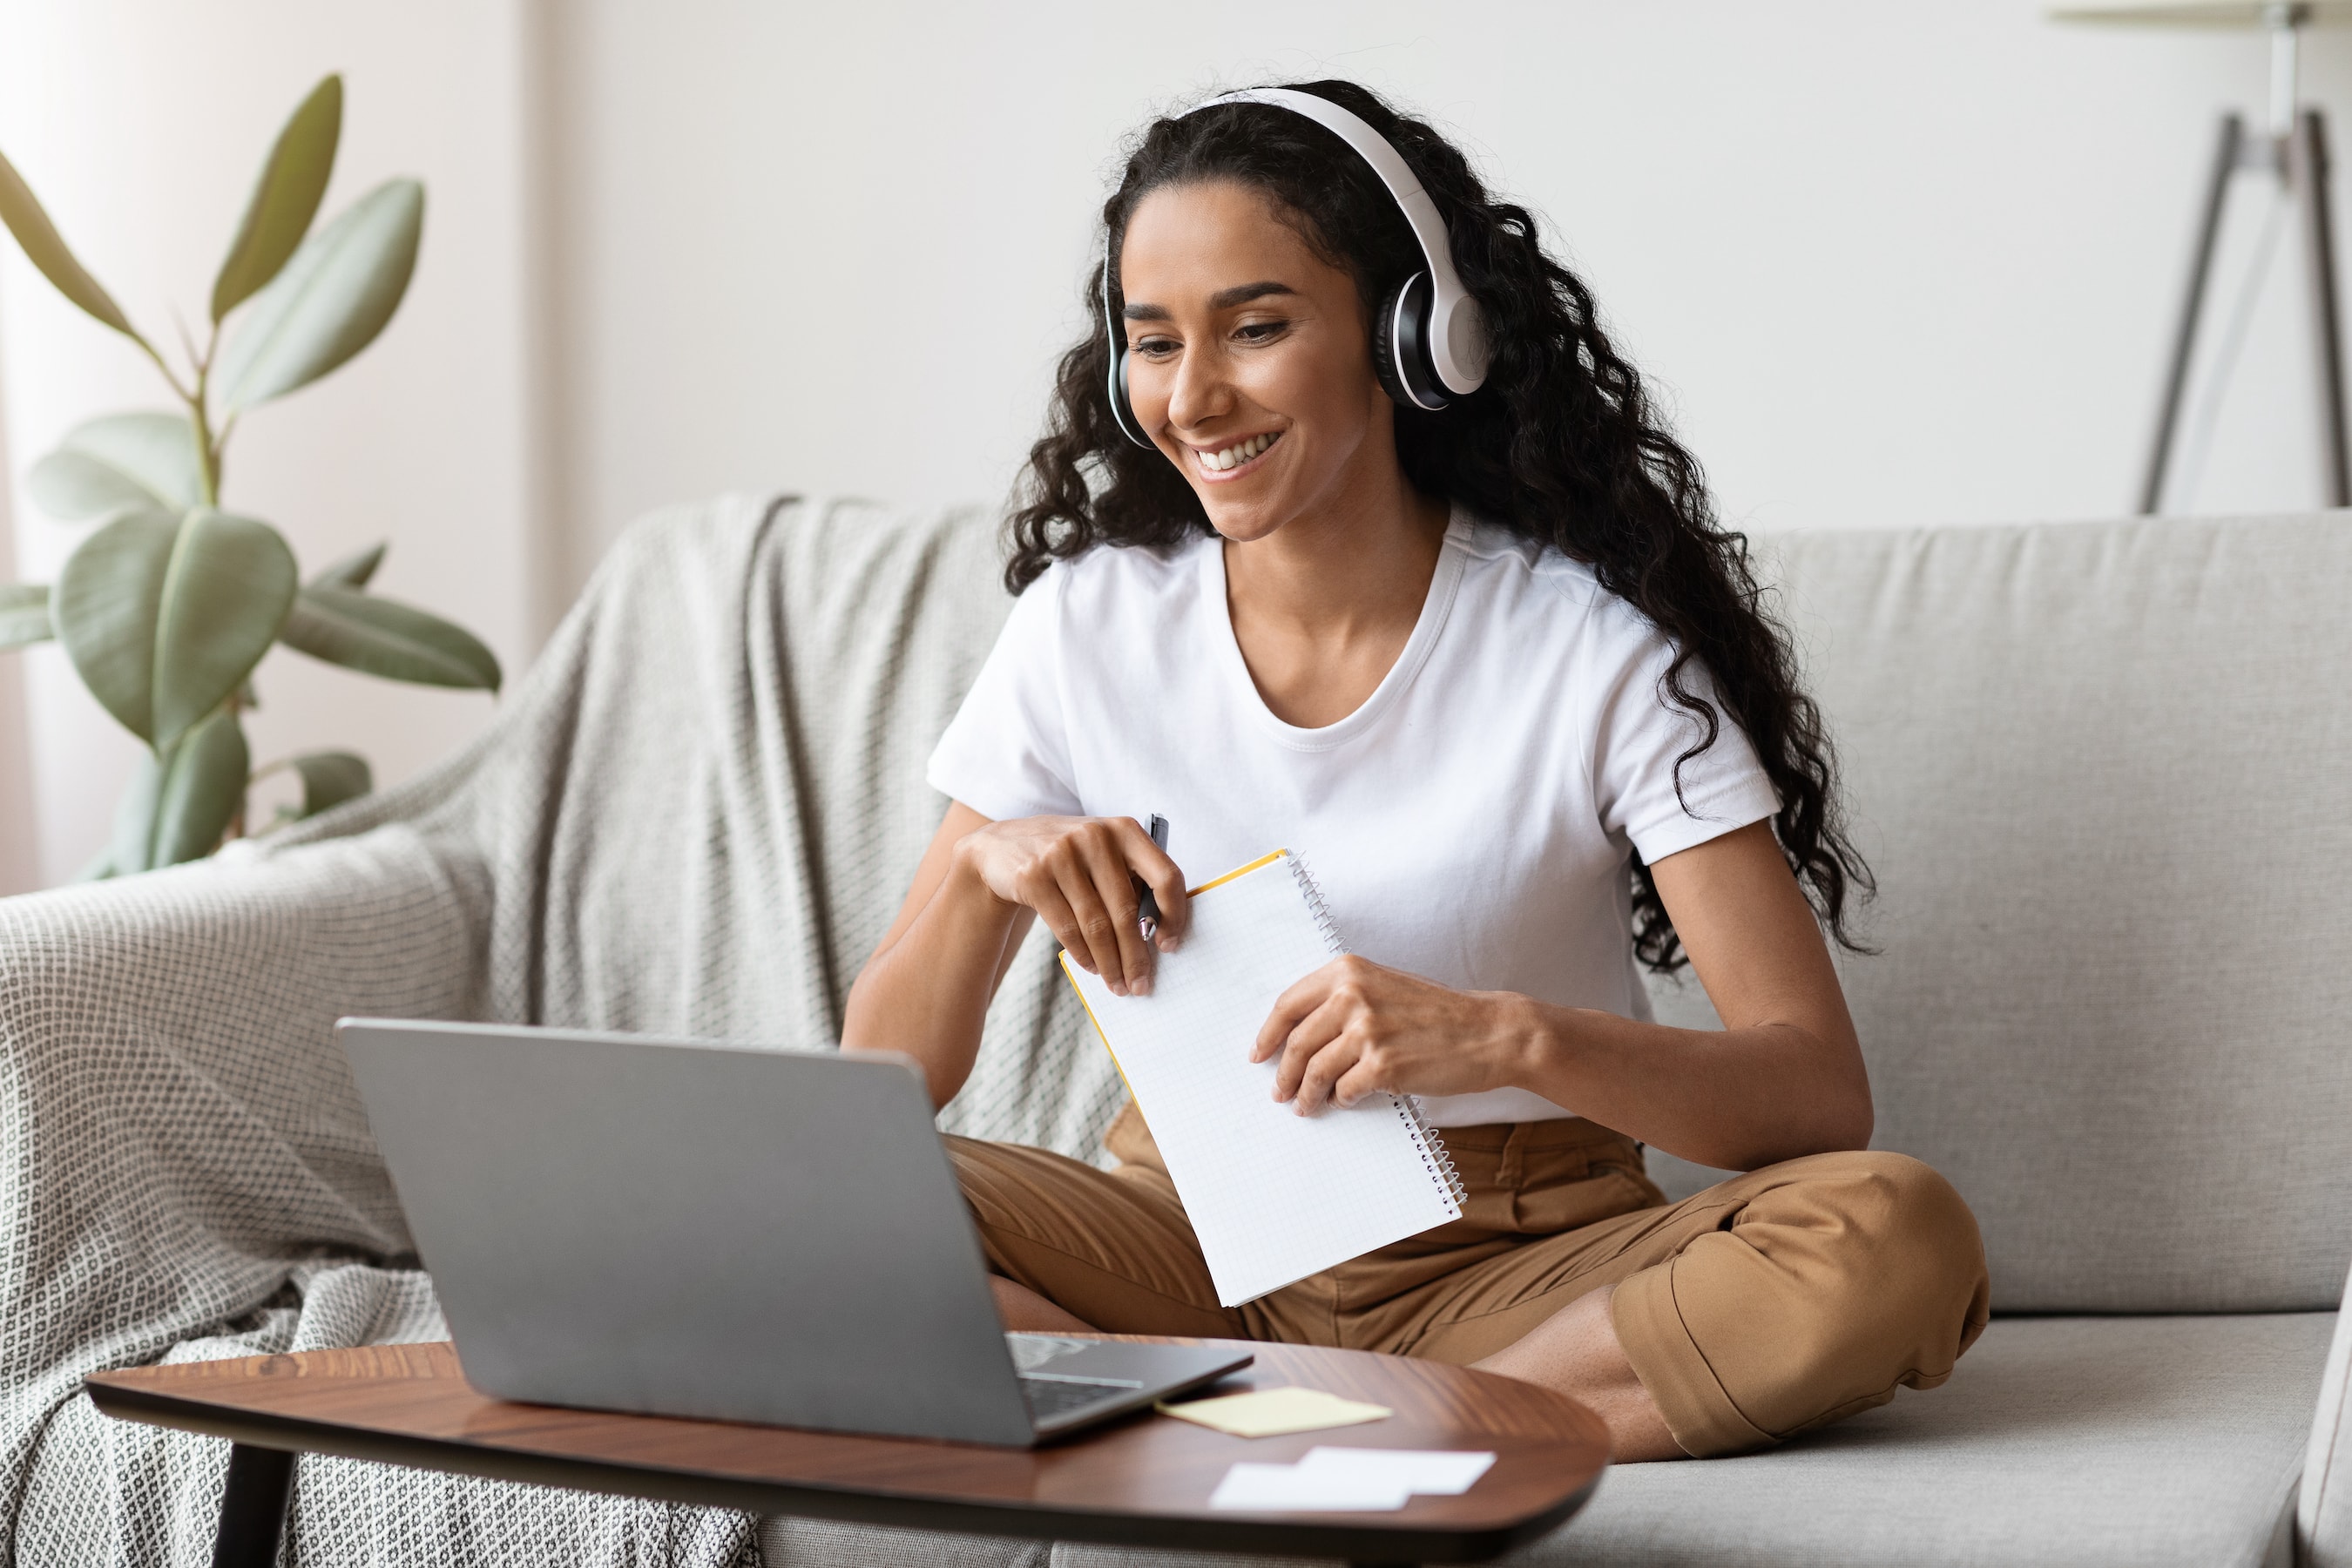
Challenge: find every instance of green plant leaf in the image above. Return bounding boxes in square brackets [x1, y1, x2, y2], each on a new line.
[308, 540, 385, 589]
[0, 144, 138, 340]
[150, 509, 297, 747]
[53, 507, 298, 747]
[212, 74, 342, 323]
[27, 411, 204, 519]
[106, 708, 251, 873]
[279, 585, 499, 691]
[54, 509, 178, 740]
[284, 749, 370, 818]
[215, 178, 422, 413]
[100, 756, 159, 876]
[0, 584, 50, 650]
[30, 452, 158, 521]
[152, 709, 251, 868]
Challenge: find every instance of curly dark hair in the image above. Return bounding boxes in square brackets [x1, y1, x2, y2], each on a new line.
[1006, 79, 1870, 971]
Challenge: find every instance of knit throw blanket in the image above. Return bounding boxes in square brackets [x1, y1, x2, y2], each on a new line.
[0, 496, 1123, 1565]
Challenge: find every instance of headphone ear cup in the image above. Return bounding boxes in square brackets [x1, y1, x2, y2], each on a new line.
[1373, 272, 1449, 412]
[1372, 277, 1415, 409]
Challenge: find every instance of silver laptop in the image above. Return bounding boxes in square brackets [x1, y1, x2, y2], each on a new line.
[338, 1018, 1251, 1447]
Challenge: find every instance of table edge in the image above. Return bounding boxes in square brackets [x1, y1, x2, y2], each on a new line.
[84, 1377, 1601, 1564]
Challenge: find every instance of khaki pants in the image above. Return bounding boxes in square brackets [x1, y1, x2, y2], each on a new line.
[948, 1104, 1990, 1457]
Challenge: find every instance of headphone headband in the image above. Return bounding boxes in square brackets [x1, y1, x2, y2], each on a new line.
[1185, 88, 1490, 394]
[1098, 84, 1492, 448]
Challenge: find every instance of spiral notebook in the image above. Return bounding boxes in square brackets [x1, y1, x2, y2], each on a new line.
[1060, 849, 1465, 1306]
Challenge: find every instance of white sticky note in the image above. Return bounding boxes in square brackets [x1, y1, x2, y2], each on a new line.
[1295, 1446, 1498, 1496]
[1208, 1461, 1411, 1513]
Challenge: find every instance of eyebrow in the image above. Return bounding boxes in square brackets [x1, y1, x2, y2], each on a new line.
[1121, 280, 1298, 322]
[1211, 280, 1296, 308]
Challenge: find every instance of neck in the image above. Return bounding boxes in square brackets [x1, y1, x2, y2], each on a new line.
[1215, 446, 1450, 731]
[1220, 455, 1448, 641]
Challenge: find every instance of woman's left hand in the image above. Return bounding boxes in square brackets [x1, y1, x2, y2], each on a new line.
[1251, 956, 1534, 1114]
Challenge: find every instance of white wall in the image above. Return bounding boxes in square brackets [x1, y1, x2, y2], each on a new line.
[548, 0, 2352, 590]
[0, 366, 37, 894]
[0, 0, 549, 889]
[3, 2, 2346, 887]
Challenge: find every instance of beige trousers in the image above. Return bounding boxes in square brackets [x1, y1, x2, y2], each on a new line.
[947, 1104, 1990, 1457]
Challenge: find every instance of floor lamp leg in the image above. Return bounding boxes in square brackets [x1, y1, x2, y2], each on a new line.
[2291, 106, 2351, 507]
[2142, 113, 2244, 515]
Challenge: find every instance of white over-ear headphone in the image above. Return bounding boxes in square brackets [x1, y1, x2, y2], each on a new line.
[1103, 87, 1494, 449]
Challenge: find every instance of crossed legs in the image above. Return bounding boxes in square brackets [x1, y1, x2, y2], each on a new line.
[951, 1126, 1989, 1460]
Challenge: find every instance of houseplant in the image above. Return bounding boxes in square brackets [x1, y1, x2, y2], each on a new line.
[0, 73, 498, 877]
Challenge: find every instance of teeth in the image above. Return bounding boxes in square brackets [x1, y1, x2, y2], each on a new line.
[1200, 432, 1276, 471]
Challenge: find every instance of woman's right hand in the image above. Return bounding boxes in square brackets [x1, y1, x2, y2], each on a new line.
[954, 815, 1188, 997]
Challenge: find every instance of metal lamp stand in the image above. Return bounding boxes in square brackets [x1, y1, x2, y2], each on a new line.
[2141, 1, 2351, 511]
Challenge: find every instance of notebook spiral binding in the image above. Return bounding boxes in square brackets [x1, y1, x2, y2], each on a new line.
[1286, 853, 1349, 956]
[1395, 1097, 1468, 1211]
[1286, 853, 1469, 1214]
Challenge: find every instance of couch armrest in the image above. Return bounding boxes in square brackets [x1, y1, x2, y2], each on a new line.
[0, 826, 483, 1396]
[2301, 1260, 2352, 1564]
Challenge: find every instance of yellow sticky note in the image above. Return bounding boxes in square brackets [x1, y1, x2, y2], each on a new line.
[1156, 1386, 1394, 1438]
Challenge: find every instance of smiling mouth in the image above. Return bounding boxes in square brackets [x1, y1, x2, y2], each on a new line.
[1189, 429, 1282, 479]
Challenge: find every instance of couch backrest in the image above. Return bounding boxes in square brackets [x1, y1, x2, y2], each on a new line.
[488, 499, 2347, 1311]
[1649, 512, 2352, 1313]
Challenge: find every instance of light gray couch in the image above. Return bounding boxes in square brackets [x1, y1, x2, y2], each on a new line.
[3, 497, 2348, 1568]
[767, 508, 2352, 1568]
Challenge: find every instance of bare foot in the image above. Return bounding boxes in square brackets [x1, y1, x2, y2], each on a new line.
[990, 1275, 1098, 1334]
[1471, 1285, 1686, 1462]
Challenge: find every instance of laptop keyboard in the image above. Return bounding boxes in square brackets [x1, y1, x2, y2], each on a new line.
[1019, 1375, 1140, 1423]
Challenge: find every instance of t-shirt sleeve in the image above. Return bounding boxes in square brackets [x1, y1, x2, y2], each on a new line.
[925, 566, 1085, 821]
[1590, 618, 1781, 865]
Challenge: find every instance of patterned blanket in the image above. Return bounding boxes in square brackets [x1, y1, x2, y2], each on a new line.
[0, 496, 1123, 1565]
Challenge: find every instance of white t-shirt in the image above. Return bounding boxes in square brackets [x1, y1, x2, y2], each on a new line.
[927, 512, 1779, 1126]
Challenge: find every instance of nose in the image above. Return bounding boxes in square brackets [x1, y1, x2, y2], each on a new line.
[1164, 340, 1233, 436]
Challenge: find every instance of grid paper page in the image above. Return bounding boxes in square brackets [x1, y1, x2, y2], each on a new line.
[1063, 852, 1462, 1306]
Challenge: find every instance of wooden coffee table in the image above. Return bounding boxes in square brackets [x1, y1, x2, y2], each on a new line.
[87, 1337, 1609, 1567]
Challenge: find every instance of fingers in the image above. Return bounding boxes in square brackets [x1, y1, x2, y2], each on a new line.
[1010, 833, 1116, 984]
[1258, 958, 1410, 1113]
[1288, 1024, 1366, 1116]
[1024, 876, 1100, 981]
[1271, 994, 1350, 1106]
[1254, 967, 1337, 1063]
[1115, 817, 1191, 950]
[1050, 853, 1135, 997]
[1328, 1056, 1390, 1112]
[1072, 826, 1157, 997]
[987, 815, 1186, 996]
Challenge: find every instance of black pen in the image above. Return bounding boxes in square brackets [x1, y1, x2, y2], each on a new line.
[1137, 814, 1170, 941]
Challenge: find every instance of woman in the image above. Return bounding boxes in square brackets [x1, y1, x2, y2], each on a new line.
[843, 80, 1988, 1461]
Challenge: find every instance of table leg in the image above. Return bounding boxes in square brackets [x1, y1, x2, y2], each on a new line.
[210, 1443, 294, 1568]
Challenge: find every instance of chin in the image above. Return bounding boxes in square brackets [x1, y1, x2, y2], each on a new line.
[1198, 499, 1289, 545]
[1190, 476, 1304, 544]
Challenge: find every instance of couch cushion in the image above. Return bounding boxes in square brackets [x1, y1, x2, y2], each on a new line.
[1517, 1312, 2330, 1568]
[816, 1315, 2317, 1568]
[760, 1517, 1047, 1566]
[1648, 515, 2352, 1312]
